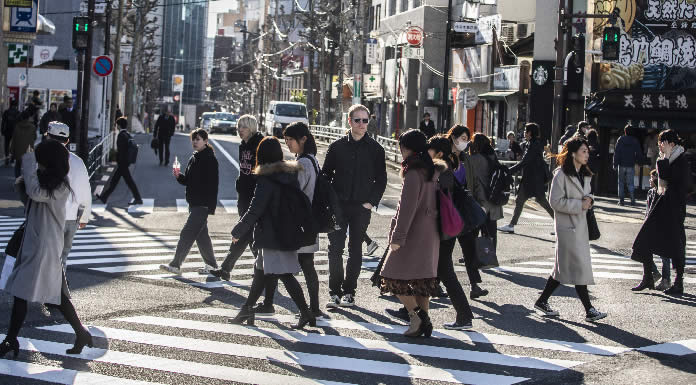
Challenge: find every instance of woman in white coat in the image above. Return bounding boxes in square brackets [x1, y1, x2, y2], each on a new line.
[533, 136, 607, 322]
[1, 140, 92, 359]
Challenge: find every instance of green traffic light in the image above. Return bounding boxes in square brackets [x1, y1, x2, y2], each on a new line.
[84, 24, 88, 32]
[75, 23, 79, 31]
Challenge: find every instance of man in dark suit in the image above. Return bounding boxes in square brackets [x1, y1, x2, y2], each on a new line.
[499, 122, 554, 234]
[97, 117, 143, 205]
[418, 112, 436, 138]
[58, 95, 77, 143]
[154, 109, 176, 165]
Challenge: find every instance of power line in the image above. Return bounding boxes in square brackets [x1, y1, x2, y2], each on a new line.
[41, 0, 216, 16]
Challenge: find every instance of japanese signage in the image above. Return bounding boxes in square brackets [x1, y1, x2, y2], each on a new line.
[592, 0, 696, 91]
[363, 73, 381, 93]
[452, 47, 483, 83]
[366, 39, 378, 65]
[610, 91, 692, 110]
[403, 46, 424, 59]
[476, 14, 501, 44]
[494, 66, 521, 90]
[5, 0, 33, 7]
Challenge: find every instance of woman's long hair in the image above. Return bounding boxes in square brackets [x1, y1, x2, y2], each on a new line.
[556, 136, 593, 177]
[399, 129, 435, 181]
[470, 133, 495, 156]
[255, 136, 284, 168]
[283, 121, 317, 156]
[35, 139, 72, 199]
[427, 135, 457, 169]
[190, 128, 214, 152]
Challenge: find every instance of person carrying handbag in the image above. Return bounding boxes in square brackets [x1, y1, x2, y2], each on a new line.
[534, 136, 607, 322]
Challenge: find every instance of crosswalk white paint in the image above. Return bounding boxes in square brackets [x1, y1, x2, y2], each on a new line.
[0, 358, 163, 385]
[637, 339, 696, 356]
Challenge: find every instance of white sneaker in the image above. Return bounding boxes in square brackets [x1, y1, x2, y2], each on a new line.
[326, 295, 341, 308]
[159, 264, 181, 275]
[498, 224, 515, 233]
[365, 241, 379, 256]
[198, 264, 217, 275]
[340, 294, 355, 307]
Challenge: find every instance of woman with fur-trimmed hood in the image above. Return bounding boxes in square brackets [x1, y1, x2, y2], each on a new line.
[379, 129, 442, 338]
[228, 137, 316, 329]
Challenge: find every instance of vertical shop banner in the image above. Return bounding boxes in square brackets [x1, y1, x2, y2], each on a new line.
[172, 74, 184, 92]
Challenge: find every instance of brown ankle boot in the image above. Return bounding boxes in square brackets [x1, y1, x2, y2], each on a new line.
[403, 307, 422, 337]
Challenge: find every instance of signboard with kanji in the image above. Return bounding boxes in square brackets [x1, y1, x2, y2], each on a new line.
[5, 0, 33, 6]
[404, 46, 424, 60]
[405, 26, 423, 46]
[364, 73, 381, 93]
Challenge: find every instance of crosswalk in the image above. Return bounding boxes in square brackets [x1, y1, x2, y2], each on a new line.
[90, 198, 398, 217]
[494, 244, 696, 284]
[3, 301, 671, 385]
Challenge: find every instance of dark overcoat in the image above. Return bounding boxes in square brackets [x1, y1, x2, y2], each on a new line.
[508, 137, 548, 197]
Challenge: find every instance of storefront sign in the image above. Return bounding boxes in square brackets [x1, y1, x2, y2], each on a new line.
[363, 73, 381, 92]
[366, 39, 378, 65]
[5, 0, 33, 7]
[494, 66, 520, 90]
[453, 22, 478, 33]
[452, 46, 483, 83]
[476, 14, 501, 44]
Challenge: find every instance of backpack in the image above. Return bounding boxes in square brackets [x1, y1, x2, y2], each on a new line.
[300, 154, 342, 233]
[127, 136, 139, 164]
[486, 156, 513, 206]
[270, 181, 317, 251]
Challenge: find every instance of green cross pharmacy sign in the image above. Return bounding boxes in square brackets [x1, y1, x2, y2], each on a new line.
[364, 73, 381, 93]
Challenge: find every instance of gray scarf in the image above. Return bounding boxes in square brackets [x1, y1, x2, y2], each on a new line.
[657, 145, 684, 195]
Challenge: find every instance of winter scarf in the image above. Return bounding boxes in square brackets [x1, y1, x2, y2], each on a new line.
[657, 145, 684, 195]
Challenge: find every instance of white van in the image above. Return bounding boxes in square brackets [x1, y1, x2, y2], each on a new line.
[264, 101, 309, 137]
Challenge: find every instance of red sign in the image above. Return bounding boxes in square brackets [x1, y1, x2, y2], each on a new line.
[173, 94, 180, 102]
[405, 26, 424, 46]
[92, 56, 113, 77]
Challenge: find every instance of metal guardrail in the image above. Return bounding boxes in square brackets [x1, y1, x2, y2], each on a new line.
[87, 135, 111, 180]
[310, 125, 402, 164]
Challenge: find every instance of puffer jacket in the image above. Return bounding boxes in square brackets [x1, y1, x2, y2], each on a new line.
[176, 146, 219, 214]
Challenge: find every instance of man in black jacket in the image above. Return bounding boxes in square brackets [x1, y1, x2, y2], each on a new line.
[499, 123, 554, 234]
[418, 112, 436, 138]
[1, 100, 19, 165]
[39, 103, 61, 136]
[323, 104, 387, 307]
[210, 115, 265, 283]
[97, 117, 143, 205]
[58, 95, 77, 143]
[154, 109, 176, 166]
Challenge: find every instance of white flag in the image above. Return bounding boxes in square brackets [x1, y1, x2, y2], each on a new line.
[32, 45, 58, 67]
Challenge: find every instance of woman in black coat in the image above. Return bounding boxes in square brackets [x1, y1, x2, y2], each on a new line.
[160, 129, 219, 275]
[631, 130, 689, 296]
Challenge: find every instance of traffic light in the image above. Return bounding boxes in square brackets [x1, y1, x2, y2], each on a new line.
[573, 33, 585, 67]
[72, 16, 90, 50]
[602, 27, 620, 61]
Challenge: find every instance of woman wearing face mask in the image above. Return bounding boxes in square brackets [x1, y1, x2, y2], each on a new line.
[446, 125, 489, 299]
[160, 129, 220, 275]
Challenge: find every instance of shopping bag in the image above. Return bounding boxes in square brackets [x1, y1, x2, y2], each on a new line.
[475, 227, 499, 269]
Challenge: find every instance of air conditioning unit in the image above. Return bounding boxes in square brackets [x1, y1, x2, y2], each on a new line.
[516, 23, 535, 39]
[500, 24, 515, 44]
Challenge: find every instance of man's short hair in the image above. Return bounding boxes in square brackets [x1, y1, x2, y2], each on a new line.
[525, 122, 540, 138]
[116, 116, 128, 129]
[423, 112, 430, 117]
[236, 114, 258, 133]
[347, 104, 370, 119]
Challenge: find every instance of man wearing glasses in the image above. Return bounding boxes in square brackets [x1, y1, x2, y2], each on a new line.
[323, 104, 387, 308]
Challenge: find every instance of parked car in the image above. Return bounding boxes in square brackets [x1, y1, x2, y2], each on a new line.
[199, 112, 216, 132]
[211, 112, 239, 134]
[264, 101, 308, 137]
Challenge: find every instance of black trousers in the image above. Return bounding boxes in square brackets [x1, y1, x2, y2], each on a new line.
[13, 156, 22, 178]
[457, 232, 482, 285]
[264, 253, 320, 312]
[6, 292, 84, 343]
[327, 202, 372, 296]
[4, 134, 11, 164]
[101, 163, 142, 201]
[509, 185, 554, 226]
[538, 276, 593, 312]
[158, 136, 172, 165]
[244, 268, 309, 314]
[438, 237, 474, 320]
[220, 200, 257, 272]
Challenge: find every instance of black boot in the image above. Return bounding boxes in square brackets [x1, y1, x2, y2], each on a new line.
[0, 338, 19, 358]
[293, 308, 317, 329]
[664, 279, 684, 296]
[631, 276, 655, 291]
[228, 305, 255, 326]
[66, 328, 93, 354]
[415, 308, 433, 338]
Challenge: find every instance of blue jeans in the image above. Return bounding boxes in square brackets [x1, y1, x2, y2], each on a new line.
[617, 166, 635, 202]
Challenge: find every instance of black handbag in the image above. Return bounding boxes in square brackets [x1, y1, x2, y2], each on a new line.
[475, 225, 499, 269]
[5, 201, 30, 257]
[451, 180, 487, 234]
[587, 208, 600, 241]
[150, 137, 159, 150]
[370, 247, 389, 288]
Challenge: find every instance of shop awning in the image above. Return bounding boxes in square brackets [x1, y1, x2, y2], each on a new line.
[478, 90, 518, 100]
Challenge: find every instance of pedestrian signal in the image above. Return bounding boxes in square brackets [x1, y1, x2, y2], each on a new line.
[72, 16, 89, 50]
[602, 27, 619, 61]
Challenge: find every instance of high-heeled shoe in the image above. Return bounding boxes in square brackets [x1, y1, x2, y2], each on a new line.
[66, 329, 93, 355]
[293, 309, 317, 329]
[0, 338, 19, 358]
[416, 308, 433, 338]
[404, 307, 423, 337]
[228, 305, 255, 326]
[631, 276, 655, 291]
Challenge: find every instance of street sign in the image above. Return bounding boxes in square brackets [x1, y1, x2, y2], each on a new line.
[405, 26, 424, 46]
[10, 1, 37, 33]
[120, 45, 132, 65]
[458, 88, 478, 109]
[172, 74, 184, 92]
[364, 73, 381, 93]
[366, 40, 378, 65]
[92, 55, 113, 77]
[18, 73, 27, 87]
[403, 46, 424, 60]
[173, 94, 180, 102]
[453, 22, 478, 33]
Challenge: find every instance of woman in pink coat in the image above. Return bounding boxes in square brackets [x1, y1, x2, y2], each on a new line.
[379, 129, 441, 338]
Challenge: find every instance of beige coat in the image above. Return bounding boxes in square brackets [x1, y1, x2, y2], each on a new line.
[549, 168, 594, 285]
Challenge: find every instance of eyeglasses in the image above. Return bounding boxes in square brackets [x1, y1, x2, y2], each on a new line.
[353, 118, 369, 124]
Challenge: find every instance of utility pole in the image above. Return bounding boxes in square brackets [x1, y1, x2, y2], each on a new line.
[551, 1, 568, 153]
[125, 1, 143, 131]
[305, 0, 314, 121]
[439, 0, 453, 133]
[352, 0, 367, 106]
[110, 0, 125, 132]
[78, 0, 96, 161]
[488, 26, 498, 137]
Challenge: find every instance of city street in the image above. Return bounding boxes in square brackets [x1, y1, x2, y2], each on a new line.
[0, 132, 693, 384]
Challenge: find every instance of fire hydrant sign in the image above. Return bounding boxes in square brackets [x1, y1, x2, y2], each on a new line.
[405, 26, 423, 46]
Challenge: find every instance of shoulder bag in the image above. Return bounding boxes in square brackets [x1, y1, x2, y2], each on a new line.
[475, 224, 499, 269]
[5, 200, 31, 257]
[587, 207, 600, 241]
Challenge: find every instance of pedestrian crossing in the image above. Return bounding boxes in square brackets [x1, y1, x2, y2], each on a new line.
[494, 245, 696, 284]
[87, 199, 398, 216]
[2, 301, 659, 385]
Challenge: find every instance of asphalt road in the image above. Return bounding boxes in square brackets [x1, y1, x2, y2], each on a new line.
[0, 131, 693, 384]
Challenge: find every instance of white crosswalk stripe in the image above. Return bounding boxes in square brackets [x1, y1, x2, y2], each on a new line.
[495, 249, 696, 284]
[0, 301, 649, 385]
